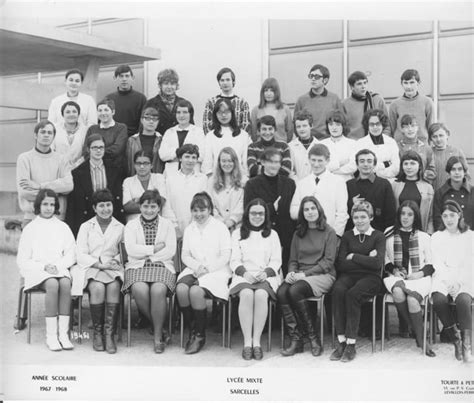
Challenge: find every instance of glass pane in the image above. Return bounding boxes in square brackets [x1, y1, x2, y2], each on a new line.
[0, 122, 37, 163]
[439, 35, 474, 95]
[0, 107, 36, 121]
[349, 20, 432, 41]
[348, 39, 433, 99]
[269, 48, 344, 104]
[269, 20, 343, 49]
[440, 21, 474, 31]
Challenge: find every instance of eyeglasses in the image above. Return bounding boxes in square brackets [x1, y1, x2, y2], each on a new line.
[368, 122, 382, 128]
[135, 162, 151, 167]
[90, 146, 105, 151]
[308, 73, 323, 80]
[249, 211, 265, 217]
[143, 116, 159, 122]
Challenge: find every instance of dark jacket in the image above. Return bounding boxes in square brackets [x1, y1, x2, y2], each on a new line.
[66, 159, 125, 237]
[144, 94, 187, 136]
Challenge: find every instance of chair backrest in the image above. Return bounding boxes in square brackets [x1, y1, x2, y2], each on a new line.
[119, 242, 128, 265]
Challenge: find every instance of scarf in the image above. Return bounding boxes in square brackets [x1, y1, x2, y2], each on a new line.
[351, 91, 377, 112]
[393, 230, 420, 273]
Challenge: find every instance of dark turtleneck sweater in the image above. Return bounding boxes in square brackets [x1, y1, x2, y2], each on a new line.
[106, 87, 147, 137]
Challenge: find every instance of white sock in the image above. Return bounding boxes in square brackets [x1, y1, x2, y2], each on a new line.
[346, 338, 356, 345]
[337, 335, 346, 343]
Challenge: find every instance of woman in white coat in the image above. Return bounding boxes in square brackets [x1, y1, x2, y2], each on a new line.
[17, 189, 76, 351]
[229, 198, 282, 360]
[383, 200, 435, 356]
[123, 189, 177, 353]
[176, 192, 232, 354]
[70, 189, 124, 353]
[159, 100, 205, 176]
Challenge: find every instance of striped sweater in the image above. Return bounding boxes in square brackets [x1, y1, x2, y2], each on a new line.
[247, 138, 292, 177]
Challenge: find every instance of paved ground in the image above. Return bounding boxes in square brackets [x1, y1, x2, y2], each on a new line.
[2, 252, 472, 401]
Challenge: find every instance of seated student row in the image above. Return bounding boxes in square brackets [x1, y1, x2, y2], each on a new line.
[17, 186, 472, 364]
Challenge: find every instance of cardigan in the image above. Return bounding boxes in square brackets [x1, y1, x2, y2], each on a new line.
[179, 217, 232, 300]
[290, 170, 349, 237]
[48, 92, 97, 128]
[433, 180, 474, 231]
[126, 132, 164, 176]
[202, 94, 251, 134]
[288, 226, 338, 278]
[123, 215, 176, 273]
[66, 159, 124, 236]
[16, 148, 73, 220]
[159, 124, 205, 176]
[144, 94, 187, 135]
[70, 216, 124, 296]
[52, 121, 87, 170]
[202, 127, 251, 177]
[249, 105, 294, 143]
[294, 89, 343, 140]
[106, 87, 147, 137]
[207, 181, 244, 227]
[336, 227, 386, 277]
[388, 93, 434, 142]
[229, 229, 282, 293]
[391, 179, 434, 234]
[247, 138, 292, 177]
[17, 216, 76, 290]
[122, 173, 176, 223]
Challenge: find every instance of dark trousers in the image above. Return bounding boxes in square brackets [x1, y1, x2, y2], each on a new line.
[332, 273, 382, 339]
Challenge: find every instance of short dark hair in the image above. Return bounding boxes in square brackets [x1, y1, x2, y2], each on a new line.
[309, 64, 330, 79]
[175, 99, 195, 125]
[308, 143, 330, 160]
[176, 143, 200, 160]
[34, 188, 60, 216]
[355, 148, 378, 166]
[261, 147, 282, 162]
[92, 188, 114, 206]
[65, 69, 84, 81]
[133, 150, 153, 163]
[396, 150, 424, 182]
[60, 101, 81, 116]
[141, 107, 159, 118]
[348, 71, 367, 87]
[293, 110, 313, 129]
[362, 109, 389, 134]
[401, 69, 421, 83]
[296, 196, 327, 237]
[34, 120, 56, 136]
[190, 191, 214, 213]
[326, 110, 349, 136]
[240, 198, 272, 240]
[400, 114, 417, 127]
[257, 115, 276, 130]
[446, 155, 468, 174]
[217, 67, 235, 84]
[139, 189, 162, 208]
[86, 133, 105, 149]
[97, 98, 115, 111]
[394, 200, 422, 234]
[428, 122, 450, 141]
[438, 200, 469, 232]
[114, 65, 133, 77]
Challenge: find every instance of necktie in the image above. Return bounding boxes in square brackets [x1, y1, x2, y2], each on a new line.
[315, 176, 320, 185]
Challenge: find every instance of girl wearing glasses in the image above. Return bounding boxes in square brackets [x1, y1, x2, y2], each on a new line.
[202, 98, 251, 178]
[350, 109, 400, 180]
[229, 198, 282, 360]
[431, 200, 473, 363]
[66, 134, 124, 236]
[126, 107, 164, 176]
[123, 151, 175, 223]
[159, 100, 205, 177]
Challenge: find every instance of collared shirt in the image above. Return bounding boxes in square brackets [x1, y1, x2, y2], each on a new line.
[99, 120, 116, 129]
[90, 159, 107, 191]
[309, 87, 328, 98]
[356, 173, 376, 183]
[353, 226, 375, 236]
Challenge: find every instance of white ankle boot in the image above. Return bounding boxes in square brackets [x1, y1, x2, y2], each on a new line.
[58, 315, 74, 350]
[45, 316, 62, 351]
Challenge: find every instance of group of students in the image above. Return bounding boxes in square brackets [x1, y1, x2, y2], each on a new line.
[15, 62, 472, 363]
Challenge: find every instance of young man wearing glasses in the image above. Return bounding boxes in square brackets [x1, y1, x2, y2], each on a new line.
[294, 64, 343, 140]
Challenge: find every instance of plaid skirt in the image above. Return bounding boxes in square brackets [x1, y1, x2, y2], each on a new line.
[122, 260, 176, 293]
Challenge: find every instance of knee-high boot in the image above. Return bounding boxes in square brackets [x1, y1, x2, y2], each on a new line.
[104, 303, 119, 354]
[409, 311, 435, 357]
[280, 304, 303, 356]
[181, 306, 194, 348]
[461, 329, 472, 363]
[185, 308, 206, 354]
[445, 324, 463, 361]
[294, 300, 322, 357]
[90, 303, 105, 351]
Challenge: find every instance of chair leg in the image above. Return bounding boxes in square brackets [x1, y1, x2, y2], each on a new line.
[117, 296, 123, 343]
[15, 286, 26, 330]
[423, 298, 428, 356]
[78, 296, 82, 344]
[267, 300, 272, 352]
[381, 296, 386, 352]
[430, 302, 435, 345]
[280, 316, 285, 350]
[27, 292, 31, 344]
[320, 296, 325, 350]
[168, 296, 173, 339]
[222, 303, 227, 348]
[126, 294, 131, 347]
[331, 309, 335, 349]
[372, 297, 376, 353]
[227, 298, 232, 349]
[180, 311, 184, 348]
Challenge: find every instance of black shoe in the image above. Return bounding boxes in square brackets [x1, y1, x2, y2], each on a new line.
[461, 330, 472, 363]
[280, 304, 304, 357]
[242, 346, 253, 360]
[253, 346, 263, 360]
[309, 337, 322, 357]
[340, 344, 356, 362]
[281, 339, 304, 357]
[185, 334, 205, 354]
[425, 347, 436, 357]
[330, 342, 346, 361]
[445, 325, 463, 361]
[154, 340, 165, 354]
